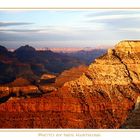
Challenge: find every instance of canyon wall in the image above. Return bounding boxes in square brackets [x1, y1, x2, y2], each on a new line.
[0, 40, 140, 128]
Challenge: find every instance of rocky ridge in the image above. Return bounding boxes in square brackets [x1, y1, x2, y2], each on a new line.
[0, 40, 140, 128]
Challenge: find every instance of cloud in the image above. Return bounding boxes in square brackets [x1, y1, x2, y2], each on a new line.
[0, 29, 42, 33]
[87, 14, 140, 22]
[1, 10, 140, 48]
[0, 25, 111, 42]
[86, 10, 140, 17]
[0, 25, 128, 43]
[85, 11, 140, 31]
[119, 28, 140, 32]
[0, 22, 33, 27]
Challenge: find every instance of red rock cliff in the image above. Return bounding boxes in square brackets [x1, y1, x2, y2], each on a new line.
[0, 40, 140, 128]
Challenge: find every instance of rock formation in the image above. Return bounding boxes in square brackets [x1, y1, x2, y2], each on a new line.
[122, 96, 140, 128]
[0, 45, 8, 54]
[0, 40, 140, 128]
[39, 74, 56, 84]
[135, 96, 140, 110]
[0, 45, 85, 85]
[55, 65, 88, 87]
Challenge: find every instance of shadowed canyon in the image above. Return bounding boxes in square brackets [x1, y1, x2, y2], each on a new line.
[0, 40, 140, 128]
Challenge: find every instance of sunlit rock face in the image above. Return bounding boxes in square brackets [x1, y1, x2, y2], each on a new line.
[0, 85, 40, 100]
[0, 40, 140, 128]
[115, 40, 140, 54]
[55, 65, 88, 87]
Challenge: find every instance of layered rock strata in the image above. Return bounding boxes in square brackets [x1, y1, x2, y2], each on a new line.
[0, 40, 140, 128]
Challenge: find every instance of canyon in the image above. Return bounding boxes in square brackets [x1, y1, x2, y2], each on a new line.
[0, 40, 140, 128]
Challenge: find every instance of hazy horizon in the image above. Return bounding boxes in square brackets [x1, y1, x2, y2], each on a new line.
[1, 9, 140, 49]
